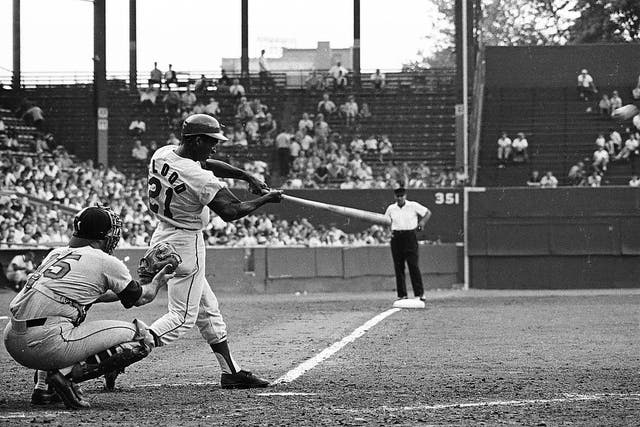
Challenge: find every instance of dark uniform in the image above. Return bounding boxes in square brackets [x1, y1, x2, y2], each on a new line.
[384, 186, 431, 300]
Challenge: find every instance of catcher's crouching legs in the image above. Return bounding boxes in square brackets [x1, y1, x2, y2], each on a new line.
[68, 319, 154, 389]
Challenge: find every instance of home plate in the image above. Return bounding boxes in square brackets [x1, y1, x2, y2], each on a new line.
[393, 299, 425, 309]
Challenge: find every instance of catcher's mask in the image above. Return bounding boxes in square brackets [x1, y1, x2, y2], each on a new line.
[73, 205, 123, 255]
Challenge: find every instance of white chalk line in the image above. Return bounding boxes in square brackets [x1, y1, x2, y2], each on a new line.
[348, 393, 640, 414]
[0, 411, 71, 420]
[256, 392, 317, 396]
[271, 308, 401, 386]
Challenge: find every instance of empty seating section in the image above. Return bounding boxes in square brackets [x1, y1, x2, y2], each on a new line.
[478, 87, 635, 186]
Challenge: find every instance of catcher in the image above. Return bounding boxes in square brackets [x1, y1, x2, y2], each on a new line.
[3, 205, 180, 409]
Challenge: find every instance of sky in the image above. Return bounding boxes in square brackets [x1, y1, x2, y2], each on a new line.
[0, 0, 446, 79]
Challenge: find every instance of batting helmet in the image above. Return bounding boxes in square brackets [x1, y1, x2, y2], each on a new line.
[73, 205, 123, 255]
[182, 114, 228, 141]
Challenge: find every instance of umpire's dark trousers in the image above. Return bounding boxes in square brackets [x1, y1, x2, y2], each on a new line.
[390, 230, 424, 298]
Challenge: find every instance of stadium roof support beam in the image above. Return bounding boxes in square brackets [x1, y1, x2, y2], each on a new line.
[129, 0, 137, 93]
[241, 0, 249, 86]
[353, 0, 361, 90]
[12, 0, 20, 91]
[94, 0, 108, 166]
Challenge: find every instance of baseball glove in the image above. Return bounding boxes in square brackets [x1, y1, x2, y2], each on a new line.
[137, 242, 182, 283]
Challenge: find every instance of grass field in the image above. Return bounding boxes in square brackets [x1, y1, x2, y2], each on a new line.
[0, 287, 639, 426]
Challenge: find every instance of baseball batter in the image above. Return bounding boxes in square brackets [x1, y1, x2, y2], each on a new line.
[3, 206, 173, 409]
[143, 114, 282, 389]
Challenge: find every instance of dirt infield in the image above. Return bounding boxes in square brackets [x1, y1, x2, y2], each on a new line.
[1, 288, 639, 425]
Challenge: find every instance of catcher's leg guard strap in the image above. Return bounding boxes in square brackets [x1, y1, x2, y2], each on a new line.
[69, 340, 152, 383]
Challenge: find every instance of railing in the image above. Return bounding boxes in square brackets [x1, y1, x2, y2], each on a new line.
[0, 68, 456, 91]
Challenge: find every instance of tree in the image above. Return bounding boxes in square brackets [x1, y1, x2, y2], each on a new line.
[407, 0, 577, 69]
[568, 0, 640, 42]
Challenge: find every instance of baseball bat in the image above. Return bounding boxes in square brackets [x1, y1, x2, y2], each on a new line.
[282, 194, 391, 226]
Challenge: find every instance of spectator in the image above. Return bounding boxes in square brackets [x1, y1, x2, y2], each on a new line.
[587, 170, 602, 187]
[497, 131, 512, 167]
[245, 116, 260, 144]
[128, 116, 146, 137]
[180, 88, 197, 112]
[149, 61, 162, 87]
[511, 132, 529, 163]
[455, 167, 468, 187]
[33, 135, 50, 154]
[370, 69, 386, 90]
[350, 134, 365, 154]
[305, 69, 325, 92]
[249, 98, 268, 120]
[317, 93, 337, 117]
[217, 69, 231, 91]
[229, 78, 246, 98]
[275, 127, 293, 177]
[313, 113, 330, 147]
[298, 113, 314, 134]
[22, 103, 45, 131]
[328, 61, 348, 89]
[629, 175, 640, 187]
[568, 161, 586, 186]
[162, 89, 181, 118]
[164, 64, 178, 88]
[258, 49, 272, 91]
[526, 170, 541, 187]
[593, 146, 610, 173]
[577, 68, 597, 102]
[540, 171, 558, 188]
[230, 124, 248, 148]
[235, 97, 254, 123]
[131, 139, 149, 166]
[290, 133, 302, 164]
[139, 87, 159, 113]
[314, 163, 330, 186]
[359, 102, 372, 123]
[379, 135, 394, 161]
[5, 251, 35, 291]
[342, 95, 359, 126]
[334, 70, 348, 91]
[204, 97, 221, 117]
[607, 128, 622, 155]
[615, 132, 639, 161]
[166, 132, 180, 146]
[194, 74, 210, 97]
[595, 133, 606, 149]
[598, 94, 611, 117]
[259, 112, 278, 144]
[610, 90, 623, 113]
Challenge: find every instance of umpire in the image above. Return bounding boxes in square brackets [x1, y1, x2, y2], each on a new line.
[384, 185, 431, 301]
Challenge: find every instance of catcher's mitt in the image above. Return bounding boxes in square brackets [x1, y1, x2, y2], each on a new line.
[137, 242, 182, 283]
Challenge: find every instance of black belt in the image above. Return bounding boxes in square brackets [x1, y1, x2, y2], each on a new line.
[25, 318, 47, 328]
[392, 230, 415, 236]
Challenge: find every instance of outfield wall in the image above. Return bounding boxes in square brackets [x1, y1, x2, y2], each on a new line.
[467, 187, 640, 289]
[0, 244, 463, 293]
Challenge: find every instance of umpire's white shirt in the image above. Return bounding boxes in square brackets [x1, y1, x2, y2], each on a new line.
[385, 201, 428, 231]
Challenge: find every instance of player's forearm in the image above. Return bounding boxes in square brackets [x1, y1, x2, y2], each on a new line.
[203, 159, 250, 181]
[135, 281, 163, 306]
[219, 195, 273, 221]
[95, 291, 119, 303]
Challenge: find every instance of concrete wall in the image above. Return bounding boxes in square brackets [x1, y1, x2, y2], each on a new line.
[0, 244, 462, 294]
[468, 187, 640, 289]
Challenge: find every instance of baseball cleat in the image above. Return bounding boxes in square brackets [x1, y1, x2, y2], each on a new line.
[220, 370, 270, 389]
[31, 387, 61, 405]
[104, 368, 124, 391]
[46, 370, 90, 409]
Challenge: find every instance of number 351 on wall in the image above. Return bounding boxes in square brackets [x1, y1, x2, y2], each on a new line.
[434, 192, 460, 205]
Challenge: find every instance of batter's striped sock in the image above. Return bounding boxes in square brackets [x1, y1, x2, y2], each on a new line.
[34, 370, 48, 391]
[211, 340, 240, 374]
